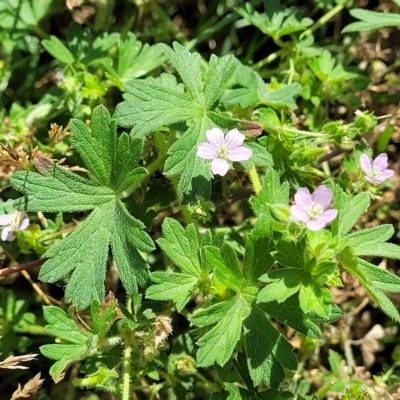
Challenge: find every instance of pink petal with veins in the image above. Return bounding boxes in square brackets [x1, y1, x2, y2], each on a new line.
[360, 154, 372, 174]
[206, 128, 224, 147]
[312, 185, 332, 210]
[225, 129, 245, 148]
[197, 143, 217, 159]
[294, 188, 312, 211]
[228, 146, 252, 161]
[211, 158, 229, 176]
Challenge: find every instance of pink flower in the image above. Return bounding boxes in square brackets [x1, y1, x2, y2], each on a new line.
[196, 128, 252, 176]
[360, 153, 394, 185]
[290, 185, 338, 231]
[0, 211, 29, 241]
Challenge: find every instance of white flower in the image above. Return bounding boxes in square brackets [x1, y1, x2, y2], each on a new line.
[0, 211, 29, 241]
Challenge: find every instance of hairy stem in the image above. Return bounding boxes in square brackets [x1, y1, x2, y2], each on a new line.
[249, 163, 262, 197]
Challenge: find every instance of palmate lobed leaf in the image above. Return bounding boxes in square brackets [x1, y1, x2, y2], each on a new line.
[11, 105, 154, 310]
[191, 295, 252, 368]
[146, 218, 209, 310]
[39, 199, 153, 309]
[244, 305, 297, 388]
[40, 306, 97, 382]
[114, 42, 275, 200]
[342, 9, 400, 33]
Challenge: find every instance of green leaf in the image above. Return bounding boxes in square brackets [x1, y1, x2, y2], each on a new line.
[11, 164, 115, 212]
[243, 305, 297, 388]
[261, 297, 342, 340]
[298, 281, 332, 318]
[366, 285, 400, 322]
[39, 200, 152, 309]
[250, 169, 289, 216]
[71, 105, 116, 186]
[342, 9, 400, 33]
[112, 133, 148, 193]
[146, 218, 206, 310]
[42, 306, 90, 344]
[11, 106, 154, 309]
[164, 118, 214, 201]
[262, 83, 302, 110]
[346, 224, 394, 249]
[157, 218, 202, 276]
[273, 234, 306, 269]
[207, 244, 244, 293]
[338, 247, 400, 321]
[40, 306, 96, 382]
[157, 42, 204, 102]
[192, 295, 251, 367]
[258, 269, 303, 304]
[223, 64, 301, 110]
[146, 272, 198, 312]
[203, 54, 238, 109]
[357, 259, 400, 293]
[114, 43, 260, 199]
[117, 32, 165, 80]
[90, 298, 120, 339]
[114, 80, 203, 133]
[42, 36, 75, 64]
[40, 343, 89, 383]
[333, 187, 370, 237]
[236, 2, 312, 39]
[243, 214, 274, 284]
[240, 142, 273, 170]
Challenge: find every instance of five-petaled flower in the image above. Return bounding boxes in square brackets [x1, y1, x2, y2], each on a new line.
[0, 211, 29, 241]
[196, 128, 252, 176]
[290, 185, 338, 231]
[360, 153, 394, 185]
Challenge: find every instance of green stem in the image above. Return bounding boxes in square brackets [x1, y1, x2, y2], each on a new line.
[283, 127, 326, 137]
[194, 372, 220, 391]
[169, 176, 195, 225]
[122, 295, 133, 400]
[249, 163, 262, 197]
[300, 4, 344, 39]
[273, 36, 286, 48]
[253, 49, 284, 70]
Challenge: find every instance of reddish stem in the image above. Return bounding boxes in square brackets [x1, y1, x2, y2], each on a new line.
[0, 259, 45, 277]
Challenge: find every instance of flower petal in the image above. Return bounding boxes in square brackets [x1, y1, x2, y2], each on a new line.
[305, 219, 327, 231]
[290, 205, 310, 222]
[1, 227, 15, 241]
[311, 185, 332, 210]
[211, 158, 229, 176]
[206, 128, 224, 147]
[318, 209, 338, 225]
[372, 153, 389, 170]
[378, 170, 395, 180]
[294, 188, 312, 211]
[197, 143, 217, 160]
[365, 176, 380, 184]
[227, 146, 252, 161]
[0, 214, 11, 226]
[360, 154, 372, 174]
[18, 218, 30, 231]
[224, 129, 245, 148]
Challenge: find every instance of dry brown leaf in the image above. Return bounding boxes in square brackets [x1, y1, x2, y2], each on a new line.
[11, 372, 44, 399]
[0, 353, 38, 369]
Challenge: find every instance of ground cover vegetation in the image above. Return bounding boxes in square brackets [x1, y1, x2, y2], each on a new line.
[1, 0, 400, 398]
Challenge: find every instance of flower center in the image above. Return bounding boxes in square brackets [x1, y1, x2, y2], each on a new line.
[370, 166, 382, 178]
[307, 202, 323, 220]
[216, 142, 230, 159]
